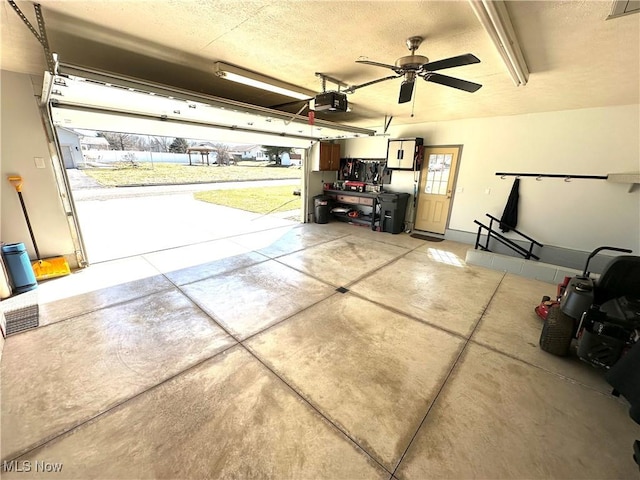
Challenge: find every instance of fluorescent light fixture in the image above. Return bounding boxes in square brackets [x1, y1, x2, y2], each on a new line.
[213, 62, 313, 100]
[469, 0, 529, 86]
[608, 0, 640, 19]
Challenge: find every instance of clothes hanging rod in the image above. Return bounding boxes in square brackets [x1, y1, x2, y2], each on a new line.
[496, 172, 608, 180]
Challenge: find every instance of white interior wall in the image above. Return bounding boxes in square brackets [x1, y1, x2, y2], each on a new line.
[1, 70, 75, 260]
[382, 104, 640, 253]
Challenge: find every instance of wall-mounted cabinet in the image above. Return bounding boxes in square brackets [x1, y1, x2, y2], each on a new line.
[386, 138, 423, 170]
[312, 142, 341, 171]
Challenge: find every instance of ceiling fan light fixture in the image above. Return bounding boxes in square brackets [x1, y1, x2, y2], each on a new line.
[395, 55, 429, 70]
[213, 62, 314, 100]
[469, 0, 529, 86]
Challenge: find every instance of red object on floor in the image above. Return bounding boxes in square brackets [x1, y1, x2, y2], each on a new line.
[535, 301, 558, 320]
[535, 276, 571, 320]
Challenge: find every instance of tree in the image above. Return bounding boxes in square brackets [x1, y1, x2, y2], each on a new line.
[150, 136, 172, 152]
[169, 137, 189, 153]
[213, 143, 232, 166]
[101, 132, 136, 151]
[132, 135, 149, 151]
[262, 146, 293, 165]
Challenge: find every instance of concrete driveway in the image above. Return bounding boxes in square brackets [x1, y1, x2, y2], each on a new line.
[68, 170, 301, 263]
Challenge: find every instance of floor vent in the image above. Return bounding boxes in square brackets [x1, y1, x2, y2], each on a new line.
[0, 290, 39, 336]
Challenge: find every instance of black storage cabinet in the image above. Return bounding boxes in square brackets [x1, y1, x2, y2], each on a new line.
[378, 193, 409, 234]
[313, 195, 331, 224]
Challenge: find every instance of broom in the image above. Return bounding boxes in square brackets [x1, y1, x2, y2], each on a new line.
[7, 175, 71, 280]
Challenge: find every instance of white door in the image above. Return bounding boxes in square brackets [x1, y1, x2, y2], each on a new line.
[61, 145, 75, 169]
[414, 146, 461, 234]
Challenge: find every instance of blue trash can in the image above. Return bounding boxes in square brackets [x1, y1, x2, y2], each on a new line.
[1, 243, 37, 293]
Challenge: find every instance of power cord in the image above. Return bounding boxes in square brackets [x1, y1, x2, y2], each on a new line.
[252, 197, 299, 221]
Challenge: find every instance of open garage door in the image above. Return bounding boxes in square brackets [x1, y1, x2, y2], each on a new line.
[46, 64, 375, 264]
[52, 64, 374, 146]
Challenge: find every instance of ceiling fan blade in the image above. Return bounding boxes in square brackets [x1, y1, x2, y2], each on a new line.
[347, 74, 401, 93]
[398, 80, 415, 104]
[356, 60, 401, 72]
[422, 53, 480, 72]
[424, 73, 482, 93]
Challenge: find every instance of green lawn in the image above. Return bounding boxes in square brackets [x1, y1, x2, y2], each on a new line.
[82, 162, 302, 186]
[194, 185, 301, 214]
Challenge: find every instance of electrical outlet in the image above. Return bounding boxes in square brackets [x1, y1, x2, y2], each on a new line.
[456, 187, 464, 193]
[34, 157, 45, 169]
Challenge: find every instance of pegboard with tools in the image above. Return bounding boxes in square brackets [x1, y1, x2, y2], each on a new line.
[339, 158, 391, 185]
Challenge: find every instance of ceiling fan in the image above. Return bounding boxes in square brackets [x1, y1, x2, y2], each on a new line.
[346, 36, 483, 103]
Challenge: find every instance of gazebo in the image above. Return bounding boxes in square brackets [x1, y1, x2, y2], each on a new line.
[186, 146, 215, 166]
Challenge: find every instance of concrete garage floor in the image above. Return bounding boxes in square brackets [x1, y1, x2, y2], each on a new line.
[2, 222, 639, 478]
[68, 172, 302, 263]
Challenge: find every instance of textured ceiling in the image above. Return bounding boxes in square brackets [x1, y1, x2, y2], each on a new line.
[2, 0, 639, 130]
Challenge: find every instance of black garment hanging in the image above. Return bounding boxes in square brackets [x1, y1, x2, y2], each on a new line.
[500, 178, 520, 232]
